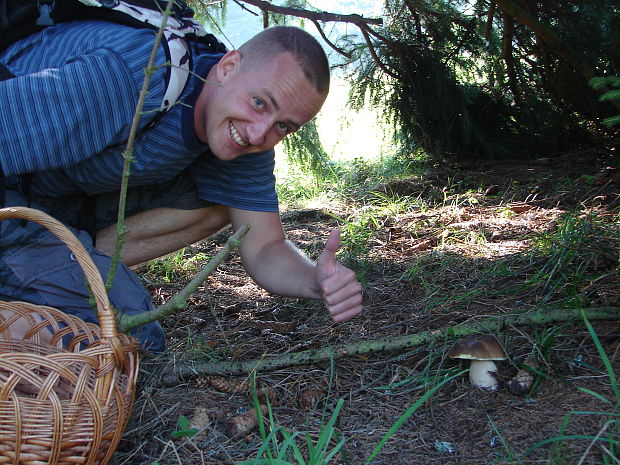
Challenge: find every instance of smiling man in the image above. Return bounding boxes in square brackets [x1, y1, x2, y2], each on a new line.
[0, 23, 363, 352]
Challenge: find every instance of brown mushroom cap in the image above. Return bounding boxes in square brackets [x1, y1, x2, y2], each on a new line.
[448, 335, 506, 361]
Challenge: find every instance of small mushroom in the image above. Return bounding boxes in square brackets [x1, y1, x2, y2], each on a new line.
[449, 335, 507, 390]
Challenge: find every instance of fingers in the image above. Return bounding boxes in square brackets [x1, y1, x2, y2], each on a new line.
[321, 266, 363, 323]
[326, 292, 363, 322]
[315, 230, 341, 283]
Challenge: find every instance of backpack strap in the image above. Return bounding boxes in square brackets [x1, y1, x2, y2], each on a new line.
[161, 32, 191, 110]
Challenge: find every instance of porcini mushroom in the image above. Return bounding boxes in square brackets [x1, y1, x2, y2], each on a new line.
[449, 335, 506, 390]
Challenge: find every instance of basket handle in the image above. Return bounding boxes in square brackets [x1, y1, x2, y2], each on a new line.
[0, 207, 119, 342]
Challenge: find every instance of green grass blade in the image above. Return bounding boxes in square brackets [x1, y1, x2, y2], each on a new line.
[237, 459, 296, 465]
[488, 415, 523, 465]
[549, 413, 571, 462]
[312, 398, 345, 462]
[322, 437, 347, 462]
[577, 387, 614, 406]
[363, 370, 465, 465]
[282, 431, 307, 465]
[276, 430, 306, 463]
[255, 427, 283, 458]
[531, 434, 620, 449]
[581, 310, 620, 403]
[569, 411, 620, 418]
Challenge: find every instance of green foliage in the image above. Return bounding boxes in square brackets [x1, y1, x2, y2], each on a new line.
[186, 0, 230, 38]
[590, 76, 620, 127]
[346, 0, 619, 161]
[529, 313, 620, 464]
[276, 153, 425, 209]
[282, 119, 331, 175]
[528, 213, 618, 304]
[170, 415, 199, 438]
[239, 366, 462, 465]
[145, 248, 210, 283]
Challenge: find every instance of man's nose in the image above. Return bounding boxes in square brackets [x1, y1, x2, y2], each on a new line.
[247, 118, 272, 146]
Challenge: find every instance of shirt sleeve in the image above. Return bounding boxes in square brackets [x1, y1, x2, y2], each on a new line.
[190, 149, 279, 212]
[1, 49, 142, 176]
[0, 29, 172, 176]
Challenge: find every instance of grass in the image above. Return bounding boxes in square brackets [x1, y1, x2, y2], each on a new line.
[144, 248, 211, 283]
[275, 153, 426, 208]
[274, 156, 619, 464]
[236, 367, 465, 465]
[527, 213, 618, 306]
[138, 152, 619, 464]
[528, 312, 620, 464]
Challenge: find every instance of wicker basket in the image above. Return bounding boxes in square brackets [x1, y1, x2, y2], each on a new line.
[0, 207, 140, 465]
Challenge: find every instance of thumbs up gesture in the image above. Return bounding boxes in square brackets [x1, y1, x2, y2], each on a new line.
[315, 230, 363, 323]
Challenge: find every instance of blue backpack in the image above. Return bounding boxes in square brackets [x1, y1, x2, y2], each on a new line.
[0, 0, 227, 109]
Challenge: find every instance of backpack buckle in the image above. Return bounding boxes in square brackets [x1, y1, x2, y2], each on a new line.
[36, 0, 56, 26]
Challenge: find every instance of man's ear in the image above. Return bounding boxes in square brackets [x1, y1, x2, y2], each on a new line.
[216, 50, 242, 82]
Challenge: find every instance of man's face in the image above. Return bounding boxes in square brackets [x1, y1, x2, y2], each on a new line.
[194, 50, 326, 161]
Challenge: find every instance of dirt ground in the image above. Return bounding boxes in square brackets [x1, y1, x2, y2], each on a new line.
[115, 148, 620, 465]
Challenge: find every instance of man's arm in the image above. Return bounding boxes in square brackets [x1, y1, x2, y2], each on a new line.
[229, 207, 363, 323]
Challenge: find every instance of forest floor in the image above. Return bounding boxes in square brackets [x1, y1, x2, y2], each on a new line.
[116, 147, 619, 465]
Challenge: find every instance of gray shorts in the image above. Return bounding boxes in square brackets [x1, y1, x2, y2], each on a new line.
[0, 172, 212, 352]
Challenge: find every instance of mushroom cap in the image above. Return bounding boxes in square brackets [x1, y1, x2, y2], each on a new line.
[448, 335, 506, 361]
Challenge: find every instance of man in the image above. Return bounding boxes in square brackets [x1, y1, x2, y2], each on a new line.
[0, 22, 363, 352]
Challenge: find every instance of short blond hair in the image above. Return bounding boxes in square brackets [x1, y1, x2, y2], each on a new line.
[239, 26, 330, 95]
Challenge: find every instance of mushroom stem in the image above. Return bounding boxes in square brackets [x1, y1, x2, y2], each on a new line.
[469, 360, 499, 390]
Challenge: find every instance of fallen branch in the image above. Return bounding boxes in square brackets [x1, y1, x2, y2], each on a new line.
[120, 224, 250, 331]
[159, 306, 620, 385]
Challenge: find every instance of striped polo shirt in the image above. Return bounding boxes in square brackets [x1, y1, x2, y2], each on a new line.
[0, 20, 278, 212]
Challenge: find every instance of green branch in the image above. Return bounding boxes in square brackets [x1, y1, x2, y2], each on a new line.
[159, 306, 620, 385]
[120, 224, 250, 332]
[105, 0, 176, 290]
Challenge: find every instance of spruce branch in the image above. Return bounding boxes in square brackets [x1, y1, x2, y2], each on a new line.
[158, 306, 620, 385]
[120, 224, 250, 332]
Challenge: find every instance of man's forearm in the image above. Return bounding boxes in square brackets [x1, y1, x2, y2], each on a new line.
[242, 239, 322, 300]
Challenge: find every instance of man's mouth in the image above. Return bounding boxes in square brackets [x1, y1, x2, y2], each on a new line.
[229, 122, 248, 147]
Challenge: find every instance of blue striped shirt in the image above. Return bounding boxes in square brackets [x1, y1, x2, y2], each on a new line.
[0, 20, 278, 212]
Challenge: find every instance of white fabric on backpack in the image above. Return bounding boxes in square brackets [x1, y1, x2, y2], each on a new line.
[79, 0, 212, 110]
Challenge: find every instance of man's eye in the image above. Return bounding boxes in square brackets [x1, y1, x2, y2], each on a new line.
[253, 97, 265, 109]
[277, 122, 290, 133]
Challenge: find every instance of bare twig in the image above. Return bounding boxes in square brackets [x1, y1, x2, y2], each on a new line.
[233, 0, 382, 27]
[311, 19, 351, 59]
[358, 23, 399, 80]
[158, 306, 620, 384]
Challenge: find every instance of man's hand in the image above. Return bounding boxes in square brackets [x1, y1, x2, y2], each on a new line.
[315, 230, 363, 323]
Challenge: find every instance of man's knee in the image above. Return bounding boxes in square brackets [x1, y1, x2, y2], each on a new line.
[0, 229, 165, 352]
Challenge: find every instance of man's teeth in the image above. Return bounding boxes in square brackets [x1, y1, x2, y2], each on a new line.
[229, 122, 248, 146]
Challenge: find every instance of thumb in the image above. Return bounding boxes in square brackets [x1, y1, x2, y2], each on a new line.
[323, 229, 341, 256]
[317, 230, 341, 280]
